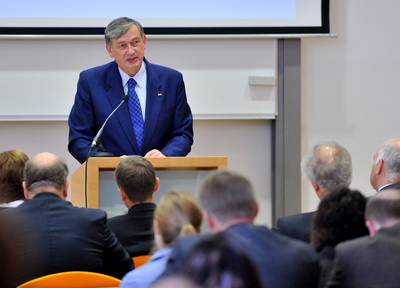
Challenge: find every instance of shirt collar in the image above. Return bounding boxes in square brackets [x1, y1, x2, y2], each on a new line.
[378, 183, 395, 191]
[0, 199, 24, 208]
[119, 61, 146, 89]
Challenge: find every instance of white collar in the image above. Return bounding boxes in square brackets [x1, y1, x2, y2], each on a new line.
[0, 199, 24, 208]
[119, 61, 146, 89]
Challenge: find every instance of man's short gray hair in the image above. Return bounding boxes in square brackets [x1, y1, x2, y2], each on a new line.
[302, 141, 352, 193]
[198, 170, 258, 223]
[376, 141, 400, 181]
[104, 17, 145, 45]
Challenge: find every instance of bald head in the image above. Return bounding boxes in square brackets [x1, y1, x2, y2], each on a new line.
[23, 152, 69, 197]
[370, 139, 400, 190]
[303, 141, 352, 196]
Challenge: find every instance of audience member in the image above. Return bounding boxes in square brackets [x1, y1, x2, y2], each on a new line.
[121, 191, 202, 288]
[164, 170, 319, 288]
[108, 156, 158, 256]
[0, 150, 29, 208]
[180, 233, 262, 288]
[274, 141, 352, 242]
[311, 187, 368, 287]
[11, 152, 132, 280]
[326, 189, 400, 287]
[370, 138, 400, 191]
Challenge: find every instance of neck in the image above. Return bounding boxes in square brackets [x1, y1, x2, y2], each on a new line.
[213, 217, 254, 233]
[127, 198, 154, 209]
[29, 187, 64, 199]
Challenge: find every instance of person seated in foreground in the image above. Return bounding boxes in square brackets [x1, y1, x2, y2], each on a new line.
[10, 152, 132, 281]
[120, 191, 202, 288]
[108, 156, 158, 256]
[163, 170, 319, 288]
[0, 149, 29, 208]
[326, 189, 400, 287]
[310, 187, 368, 288]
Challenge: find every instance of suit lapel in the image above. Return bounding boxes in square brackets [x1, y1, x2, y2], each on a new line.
[105, 62, 137, 152]
[143, 60, 163, 151]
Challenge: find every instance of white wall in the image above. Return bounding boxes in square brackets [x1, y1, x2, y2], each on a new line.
[301, 0, 400, 211]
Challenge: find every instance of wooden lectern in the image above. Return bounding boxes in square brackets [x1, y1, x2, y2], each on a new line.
[71, 156, 228, 209]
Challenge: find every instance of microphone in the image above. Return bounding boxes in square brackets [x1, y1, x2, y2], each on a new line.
[90, 95, 129, 149]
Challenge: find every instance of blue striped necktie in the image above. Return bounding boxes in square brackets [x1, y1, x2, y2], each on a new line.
[127, 78, 144, 152]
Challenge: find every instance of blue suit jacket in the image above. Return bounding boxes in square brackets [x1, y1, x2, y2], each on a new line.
[163, 224, 319, 288]
[68, 59, 193, 163]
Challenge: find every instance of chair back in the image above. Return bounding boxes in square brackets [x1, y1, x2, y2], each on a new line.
[133, 255, 151, 268]
[17, 271, 121, 288]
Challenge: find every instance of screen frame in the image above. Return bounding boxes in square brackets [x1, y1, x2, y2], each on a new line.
[0, 0, 329, 35]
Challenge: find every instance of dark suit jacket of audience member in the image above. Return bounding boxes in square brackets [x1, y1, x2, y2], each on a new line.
[108, 202, 156, 257]
[163, 223, 319, 288]
[273, 211, 315, 243]
[380, 182, 400, 191]
[326, 223, 400, 288]
[12, 192, 133, 280]
[317, 246, 335, 288]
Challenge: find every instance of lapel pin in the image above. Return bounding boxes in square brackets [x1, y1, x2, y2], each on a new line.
[157, 92, 163, 96]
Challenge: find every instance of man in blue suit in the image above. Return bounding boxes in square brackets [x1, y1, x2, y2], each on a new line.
[68, 17, 193, 163]
[162, 171, 319, 288]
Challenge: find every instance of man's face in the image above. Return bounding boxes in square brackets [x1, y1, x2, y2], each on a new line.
[106, 25, 147, 76]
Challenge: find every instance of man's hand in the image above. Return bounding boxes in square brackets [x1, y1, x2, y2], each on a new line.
[144, 149, 166, 158]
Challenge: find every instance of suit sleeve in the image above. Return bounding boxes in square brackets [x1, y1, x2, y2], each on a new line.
[100, 214, 133, 278]
[68, 73, 99, 163]
[160, 74, 193, 156]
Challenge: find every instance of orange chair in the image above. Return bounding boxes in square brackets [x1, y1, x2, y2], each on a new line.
[133, 255, 151, 268]
[17, 271, 121, 288]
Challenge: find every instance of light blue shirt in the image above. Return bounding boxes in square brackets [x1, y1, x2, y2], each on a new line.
[120, 248, 172, 288]
[119, 62, 147, 119]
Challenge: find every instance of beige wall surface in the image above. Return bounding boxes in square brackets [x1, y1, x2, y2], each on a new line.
[301, 0, 400, 211]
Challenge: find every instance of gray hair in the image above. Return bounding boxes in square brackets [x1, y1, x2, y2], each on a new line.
[104, 17, 145, 45]
[24, 157, 69, 192]
[198, 170, 257, 223]
[302, 141, 352, 193]
[375, 141, 400, 181]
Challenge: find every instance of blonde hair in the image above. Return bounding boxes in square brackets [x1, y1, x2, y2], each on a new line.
[155, 191, 202, 246]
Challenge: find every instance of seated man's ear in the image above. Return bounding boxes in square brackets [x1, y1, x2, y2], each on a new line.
[22, 181, 29, 199]
[153, 177, 160, 193]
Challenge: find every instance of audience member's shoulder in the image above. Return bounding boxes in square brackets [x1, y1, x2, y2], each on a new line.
[335, 234, 373, 253]
[276, 212, 315, 227]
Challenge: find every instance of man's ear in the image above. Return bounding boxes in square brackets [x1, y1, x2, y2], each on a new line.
[366, 219, 378, 236]
[118, 187, 127, 202]
[106, 43, 113, 58]
[204, 210, 215, 229]
[62, 180, 68, 199]
[311, 181, 324, 199]
[252, 203, 259, 220]
[22, 181, 30, 199]
[153, 177, 160, 193]
[376, 159, 384, 175]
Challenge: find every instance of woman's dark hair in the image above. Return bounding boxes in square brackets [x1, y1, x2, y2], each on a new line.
[311, 187, 369, 252]
[180, 233, 262, 288]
